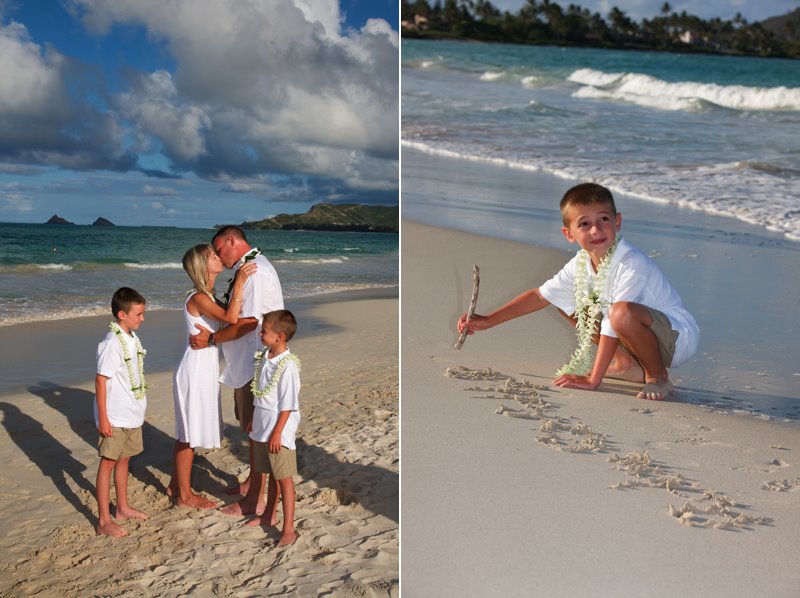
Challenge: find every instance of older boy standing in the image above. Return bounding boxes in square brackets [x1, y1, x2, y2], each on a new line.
[190, 225, 283, 515]
[94, 287, 150, 537]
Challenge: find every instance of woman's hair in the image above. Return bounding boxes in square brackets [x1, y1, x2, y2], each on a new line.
[182, 244, 215, 295]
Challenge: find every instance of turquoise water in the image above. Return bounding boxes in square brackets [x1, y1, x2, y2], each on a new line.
[402, 40, 800, 240]
[0, 223, 397, 325]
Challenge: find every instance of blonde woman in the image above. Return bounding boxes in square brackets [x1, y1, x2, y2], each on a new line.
[167, 244, 256, 508]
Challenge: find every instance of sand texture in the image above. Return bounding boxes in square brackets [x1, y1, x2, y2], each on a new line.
[402, 220, 800, 597]
[0, 296, 397, 597]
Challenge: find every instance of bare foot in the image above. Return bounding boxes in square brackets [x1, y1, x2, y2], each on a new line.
[636, 379, 674, 401]
[244, 511, 278, 528]
[96, 520, 127, 538]
[220, 498, 264, 516]
[244, 515, 270, 528]
[176, 493, 218, 510]
[276, 530, 298, 547]
[225, 480, 248, 496]
[606, 349, 645, 383]
[116, 506, 149, 522]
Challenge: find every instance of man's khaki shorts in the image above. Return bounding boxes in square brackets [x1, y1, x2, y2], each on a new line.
[252, 441, 297, 480]
[234, 383, 256, 432]
[621, 307, 679, 368]
[98, 426, 143, 460]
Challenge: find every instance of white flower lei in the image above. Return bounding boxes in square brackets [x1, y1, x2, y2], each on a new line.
[555, 235, 620, 377]
[223, 247, 261, 304]
[251, 350, 301, 399]
[109, 322, 148, 400]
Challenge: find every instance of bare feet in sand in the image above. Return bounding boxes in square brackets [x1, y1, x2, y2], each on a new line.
[176, 492, 218, 510]
[220, 498, 264, 516]
[96, 520, 127, 538]
[244, 512, 279, 528]
[116, 506, 149, 522]
[606, 348, 645, 383]
[636, 379, 674, 401]
[277, 531, 298, 547]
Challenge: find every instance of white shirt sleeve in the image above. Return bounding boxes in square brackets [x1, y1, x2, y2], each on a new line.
[96, 336, 122, 378]
[539, 253, 579, 315]
[276, 361, 300, 412]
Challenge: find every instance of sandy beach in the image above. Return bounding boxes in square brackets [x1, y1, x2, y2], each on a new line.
[0, 292, 398, 596]
[401, 220, 800, 597]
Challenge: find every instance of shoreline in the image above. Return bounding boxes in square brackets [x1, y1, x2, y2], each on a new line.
[0, 286, 397, 396]
[401, 219, 800, 596]
[0, 294, 398, 595]
[401, 146, 800, 424]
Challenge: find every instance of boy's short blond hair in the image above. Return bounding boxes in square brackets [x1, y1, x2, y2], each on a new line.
[111, 287, 146, 318]
[560, 183, 617, 226]
[262, 310, 297, 342]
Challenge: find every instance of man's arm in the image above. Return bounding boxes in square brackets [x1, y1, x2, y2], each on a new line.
[189, 317, 258, 349]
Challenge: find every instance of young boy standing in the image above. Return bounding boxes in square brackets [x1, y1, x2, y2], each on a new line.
[244, 310, 301, 547]
[459, 183, 699, 401]
[94, 287, 150, 537]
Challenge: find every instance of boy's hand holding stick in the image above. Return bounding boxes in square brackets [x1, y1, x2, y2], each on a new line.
[455, 264, 480, 350]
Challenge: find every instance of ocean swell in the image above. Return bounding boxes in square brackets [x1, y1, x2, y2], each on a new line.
[568, 68, 800, 112]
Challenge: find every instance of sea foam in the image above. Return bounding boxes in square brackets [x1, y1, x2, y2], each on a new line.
[568, 68, 800, 112]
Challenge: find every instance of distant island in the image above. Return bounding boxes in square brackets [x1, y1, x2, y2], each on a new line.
[402, 2, 800, 59]
[45, 214, 74, 225]
[45, 215, 116, 226]
[234, 203, 398, 233]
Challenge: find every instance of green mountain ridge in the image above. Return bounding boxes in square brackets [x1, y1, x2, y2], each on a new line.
[237, 203, 398, 233]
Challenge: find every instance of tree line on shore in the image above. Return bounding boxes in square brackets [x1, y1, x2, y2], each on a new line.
[401, 1, 800, 59]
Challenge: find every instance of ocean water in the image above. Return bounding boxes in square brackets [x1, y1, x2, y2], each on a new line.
[402, 40, 800, 241]
[0, 223, 397, 326]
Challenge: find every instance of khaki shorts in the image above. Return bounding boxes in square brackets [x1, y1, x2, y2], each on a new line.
[98, 426, 143, 460]
[621, 307, 679, 368]
[234, 382, 255, 432]
[252, 441, 297, 480]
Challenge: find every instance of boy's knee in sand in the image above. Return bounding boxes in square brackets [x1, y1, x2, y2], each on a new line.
[458, 183, 699, 400]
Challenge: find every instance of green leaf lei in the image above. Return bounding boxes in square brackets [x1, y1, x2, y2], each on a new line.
[555, 235, 620, 377]
[223, 247, 261, 304]
[251, 350, 301, 399]
[109, 322, 148, 400]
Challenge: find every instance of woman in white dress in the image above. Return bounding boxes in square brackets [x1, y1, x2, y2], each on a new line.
[167, 244, 256, 508]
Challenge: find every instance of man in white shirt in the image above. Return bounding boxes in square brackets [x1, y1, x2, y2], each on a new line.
[190, 225, 284, 515]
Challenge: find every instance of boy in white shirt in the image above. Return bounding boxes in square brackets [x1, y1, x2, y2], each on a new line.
[244, 310, 301, 547]
[94, 287, 150, 537]
[459, 183, 699, 401]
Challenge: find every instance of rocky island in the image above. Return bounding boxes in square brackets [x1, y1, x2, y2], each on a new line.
[92, 217, 115, 226]
[236, 203, 398, 233]
[45, 214, 74, 225]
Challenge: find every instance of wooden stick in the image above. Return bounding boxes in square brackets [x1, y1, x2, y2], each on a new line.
[454, 264, 480, 350]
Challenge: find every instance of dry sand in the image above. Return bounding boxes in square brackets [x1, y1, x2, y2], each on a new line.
[401, 220, 800, 597]
[0, 295, 397, 597]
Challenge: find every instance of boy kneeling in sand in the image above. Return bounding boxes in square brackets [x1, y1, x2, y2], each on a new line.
[458, 183, 699, 401]
[244, 310, 301, 546]
[94, 287, 150, 537]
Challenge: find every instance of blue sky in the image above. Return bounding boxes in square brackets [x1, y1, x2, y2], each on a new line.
[0, 0, 398, 228]
[487, 0, 799, 22]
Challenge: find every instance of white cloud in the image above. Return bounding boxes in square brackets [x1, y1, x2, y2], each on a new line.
[0, 191, 33, 212]
[69, 0, 398, 190]
[143, 184, 179, 196]
[0, 20, 135, 170]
